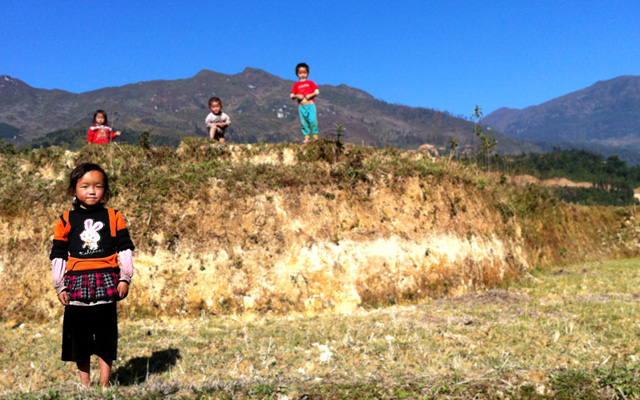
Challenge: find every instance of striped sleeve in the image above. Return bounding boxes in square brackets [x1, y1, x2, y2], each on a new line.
[49, 216, 70, 260]
[115, 210, 135, 252]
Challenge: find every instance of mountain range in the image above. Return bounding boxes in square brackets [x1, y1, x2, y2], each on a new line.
[484, 75, 640, 164]
[0, 68, 535, 153]
[5, 69, 639, 163]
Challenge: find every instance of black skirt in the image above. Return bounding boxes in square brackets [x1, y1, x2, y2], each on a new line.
[61, 302, 118, 362]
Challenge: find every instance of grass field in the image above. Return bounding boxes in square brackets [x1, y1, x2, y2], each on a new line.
[2, 258, 640, 399]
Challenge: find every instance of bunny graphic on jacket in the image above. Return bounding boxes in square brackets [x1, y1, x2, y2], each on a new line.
[80, 219, 104, 250]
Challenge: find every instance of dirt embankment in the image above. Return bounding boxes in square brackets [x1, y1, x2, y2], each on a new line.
[1, 141, 639, 321]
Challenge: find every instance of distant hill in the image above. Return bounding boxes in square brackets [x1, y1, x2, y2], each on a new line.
[484, 75, 640, 164]
[0, 69, 537, 153]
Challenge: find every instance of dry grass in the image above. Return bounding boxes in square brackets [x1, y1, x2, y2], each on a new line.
[2, 258, 640, 399]
[3, 142, 640, 398]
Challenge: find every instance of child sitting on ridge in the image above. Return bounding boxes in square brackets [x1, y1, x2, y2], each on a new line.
[205, 97, 231, 142]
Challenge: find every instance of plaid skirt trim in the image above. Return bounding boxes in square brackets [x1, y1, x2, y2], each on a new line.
[65, 270, 121, 302]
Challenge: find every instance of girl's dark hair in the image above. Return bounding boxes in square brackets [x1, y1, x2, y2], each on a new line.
[208, 97, 222, 107]
[295, 63, 309, 75]
[67, 163, 110, 204]
[93, 109, 108, 125]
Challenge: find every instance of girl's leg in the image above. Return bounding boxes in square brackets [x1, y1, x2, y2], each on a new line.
[98, 357, 113, 387]
[77, 359, 91, 387]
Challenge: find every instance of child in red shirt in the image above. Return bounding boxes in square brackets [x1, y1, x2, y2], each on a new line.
[87, 110, 121, 144]
[290, 63, 320, 143]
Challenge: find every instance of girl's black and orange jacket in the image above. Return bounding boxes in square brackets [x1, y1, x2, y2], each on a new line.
[49, 205, 135, 274]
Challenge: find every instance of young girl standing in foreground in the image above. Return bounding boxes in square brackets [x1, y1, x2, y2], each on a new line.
[50, 163, 135, 387]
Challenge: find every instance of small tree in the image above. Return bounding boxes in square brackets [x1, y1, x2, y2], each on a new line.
[472, 105, 497, 170]
[333, 124, 345, 145]
[448, 137, 459, 163]
[139, 131, 151, 149]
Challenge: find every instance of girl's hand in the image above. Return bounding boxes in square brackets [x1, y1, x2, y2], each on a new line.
[118, 281, 130, 299]
[297, 94, 304, 100]
[115, 131, 122, 136]
[58, 291, 69, 306]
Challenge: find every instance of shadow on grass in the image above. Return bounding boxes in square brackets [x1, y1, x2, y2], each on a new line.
[113, 348, 181, 386]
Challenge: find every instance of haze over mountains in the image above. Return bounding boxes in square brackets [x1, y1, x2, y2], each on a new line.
[484, 75, 640, 164]
[0, 68, 534, 153]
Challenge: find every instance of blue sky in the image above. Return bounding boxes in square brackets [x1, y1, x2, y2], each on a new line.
[2, 0, 639, 117]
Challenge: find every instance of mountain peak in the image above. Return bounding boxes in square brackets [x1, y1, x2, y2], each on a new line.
[194, 69, 215, 76]
[484, 74, 640, 163]
[237, 67, 281, 80]
[240, 67, 271, 74]
[0, 75, 27, 87]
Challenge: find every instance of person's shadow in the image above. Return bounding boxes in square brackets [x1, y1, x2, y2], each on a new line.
[113, 348, 181, 385]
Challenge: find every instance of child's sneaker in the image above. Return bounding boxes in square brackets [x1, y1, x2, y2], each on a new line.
[302, 138, 310, 144]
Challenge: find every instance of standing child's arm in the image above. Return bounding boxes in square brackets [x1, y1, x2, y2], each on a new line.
[51, 258, 66, 293]
[51, 258, 69, 305]
[305, 82, 320, 101]
[113, 210, 135, 299]
[305, 89, 320, 101]
[117, 249, 134, 299]
[50, 216, 70, 305]
[87, 127, 95, 143]
[291, 84, 303, 101]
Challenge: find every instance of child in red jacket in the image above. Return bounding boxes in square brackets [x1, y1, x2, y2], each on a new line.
[87, 110, 121, 144]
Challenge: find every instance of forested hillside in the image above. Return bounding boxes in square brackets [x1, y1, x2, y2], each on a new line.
[496, 149, 640, 206]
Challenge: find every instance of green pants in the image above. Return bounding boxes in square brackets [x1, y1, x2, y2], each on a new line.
[298, 104, 318, 136]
